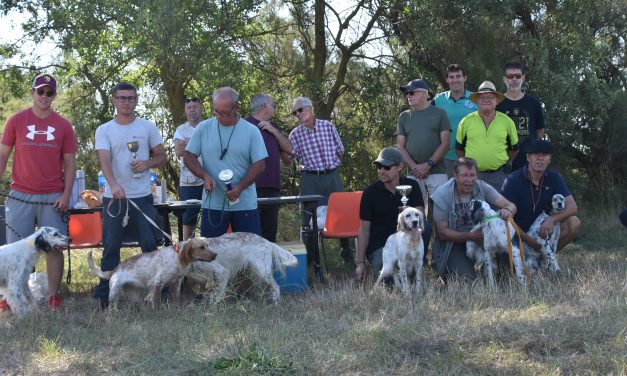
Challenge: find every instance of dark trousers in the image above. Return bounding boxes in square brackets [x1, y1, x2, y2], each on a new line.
[256, 187, 280, 243]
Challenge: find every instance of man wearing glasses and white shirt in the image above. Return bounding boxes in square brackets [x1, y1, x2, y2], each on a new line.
[396, 79, 451, 214]
[174, 97, 204, 240]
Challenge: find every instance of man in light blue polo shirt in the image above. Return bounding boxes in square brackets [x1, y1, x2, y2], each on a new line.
[433, 64, 477, 178]
[184, 87, 268, 237]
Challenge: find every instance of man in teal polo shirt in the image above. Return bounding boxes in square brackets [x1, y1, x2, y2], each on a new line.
[456, 81, 518, 193]
[433, 64, 477, 178]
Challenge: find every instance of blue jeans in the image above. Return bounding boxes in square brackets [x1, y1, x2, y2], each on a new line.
[201, 209, 261, 238]
[94, 195, 158, 299]
[179, 185, 203, 225]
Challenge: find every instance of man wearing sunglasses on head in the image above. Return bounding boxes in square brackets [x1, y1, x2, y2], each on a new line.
[354, 147, 431, 282]
[397, 79, 451, 218]
[288, 97, 350, 262]
[0, 73, 77, 312]
[174, 97, 204, 240]
[496, 61, 546, 172]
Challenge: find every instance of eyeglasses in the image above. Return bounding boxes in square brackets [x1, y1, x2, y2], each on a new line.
[36, 88, 55, 97]
[114, 96, 137, 103]
[185, 97, 199, 103]
[405, 90, 426, 96]
[213, 106, 235, 117]
[505, 73, 523, 79]
[375, 163, 397, 171]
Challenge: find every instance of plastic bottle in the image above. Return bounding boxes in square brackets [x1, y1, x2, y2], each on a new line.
[97, 170, 106, 192]
[150, 171, 158, 185]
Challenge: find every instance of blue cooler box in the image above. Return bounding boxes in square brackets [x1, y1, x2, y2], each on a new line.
[274, 242, 307, 293]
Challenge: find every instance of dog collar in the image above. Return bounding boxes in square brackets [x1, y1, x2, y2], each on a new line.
[482, 215, 501, 224]
[26, 239, 35, 247]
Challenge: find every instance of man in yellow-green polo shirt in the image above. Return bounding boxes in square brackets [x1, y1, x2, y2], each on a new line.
[455, 81, 518, 193]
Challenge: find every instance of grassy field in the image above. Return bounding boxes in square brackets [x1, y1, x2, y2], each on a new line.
[0, 208, 625, 375]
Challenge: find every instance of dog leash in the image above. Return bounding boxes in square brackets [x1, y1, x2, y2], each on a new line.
[105, 198, 173, 244]
[505, 217, 532, 282]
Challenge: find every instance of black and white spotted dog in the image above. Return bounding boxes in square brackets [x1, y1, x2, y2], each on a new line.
[524, 194, 565, 273]
[466, 200, 527, 287]
[0, 227, 71, 317]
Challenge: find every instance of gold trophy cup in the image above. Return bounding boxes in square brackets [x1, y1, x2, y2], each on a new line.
[127, 140, 141, 178]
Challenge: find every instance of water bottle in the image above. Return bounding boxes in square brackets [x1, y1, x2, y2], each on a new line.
[97, 170, 106, 192]
[150, 171, 158, 184]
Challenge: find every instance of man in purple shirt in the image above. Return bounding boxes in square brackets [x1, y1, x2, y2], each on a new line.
[245, 94, 292, 242]
[289, 97, 350, 262]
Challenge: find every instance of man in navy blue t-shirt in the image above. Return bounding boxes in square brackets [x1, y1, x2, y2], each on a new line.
[502, 140, 581, 252]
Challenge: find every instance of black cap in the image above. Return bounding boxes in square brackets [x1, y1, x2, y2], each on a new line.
[399, 79, 429, 92]
[373, 147, 403, 166]
[526, 140, 553, 154]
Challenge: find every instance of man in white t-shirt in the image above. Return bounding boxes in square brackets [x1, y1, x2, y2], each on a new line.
[93, 82, 166, 308]
[174, 97, 204, 239]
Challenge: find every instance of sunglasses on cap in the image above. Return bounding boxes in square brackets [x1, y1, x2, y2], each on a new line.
[36, 88, 56, 97]
[185, 97, 200, 103]
[505, 73, 523, 79]
[375, 163, 397, 171]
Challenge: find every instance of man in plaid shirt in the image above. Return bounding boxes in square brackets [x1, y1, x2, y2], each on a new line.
[288, 97, 351, 263]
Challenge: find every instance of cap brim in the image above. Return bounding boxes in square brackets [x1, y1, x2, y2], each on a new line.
[33, 84, 55, 90]
[470, 92, 505, 104]
[373, 159, 395, 166]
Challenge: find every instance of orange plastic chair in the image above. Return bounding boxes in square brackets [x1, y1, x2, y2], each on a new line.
[68, 212, 103, 248]
[319, 191, 363, 269]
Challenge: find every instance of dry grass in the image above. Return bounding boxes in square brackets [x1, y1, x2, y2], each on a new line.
[0, 210, 625, 375]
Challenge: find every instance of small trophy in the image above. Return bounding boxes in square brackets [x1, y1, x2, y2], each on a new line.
[218, 169, 239, 205]
[127, 140, 141, 178]
[396, 185, 413, 209]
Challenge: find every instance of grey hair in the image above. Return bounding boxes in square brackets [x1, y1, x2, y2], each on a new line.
[293, 96, 313, 108]
[251, 93, 273, 114]
[212, 87, 239, 106]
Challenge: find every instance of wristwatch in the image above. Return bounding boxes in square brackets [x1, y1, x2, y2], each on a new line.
[427, 159, 434, 167]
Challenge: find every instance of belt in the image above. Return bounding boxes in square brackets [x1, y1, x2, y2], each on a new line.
[302, 167, 337, 175]
[479, 164, 506, 174]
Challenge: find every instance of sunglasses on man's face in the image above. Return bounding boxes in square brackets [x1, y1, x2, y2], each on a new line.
[505, 73, 523, 79]
[292, 106, 309, 116]
[185, 97, 199, 103]
[375, 163, 397, 171]
[36, 88, 55, 97]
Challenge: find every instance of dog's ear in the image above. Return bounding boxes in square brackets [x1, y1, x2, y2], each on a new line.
[34, 232, 52, 252]
[397, 211, 405, 232]
[418, 210, 425, 231]
[179, 240, 194, 265]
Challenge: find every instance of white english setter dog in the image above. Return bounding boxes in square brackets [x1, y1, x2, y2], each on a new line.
[371, 207, 425, 298]
[0, 227, 70, 318]
[185, 232, 298, 304]
[88, 238, 216, 308]
[524, 194, 565, 273]
[466, 200, 527, 287]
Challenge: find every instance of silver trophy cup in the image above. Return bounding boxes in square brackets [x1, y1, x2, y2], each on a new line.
[396, 184, 413, 209]
[127, 140, 141, 178]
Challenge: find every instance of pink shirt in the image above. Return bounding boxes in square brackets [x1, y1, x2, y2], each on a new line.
[289, 119, 344, 171]
[2, 108, 77, 194]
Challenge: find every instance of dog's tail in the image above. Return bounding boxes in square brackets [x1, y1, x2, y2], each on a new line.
[87, 251, 113, 280]
[271, 244, 298, 277]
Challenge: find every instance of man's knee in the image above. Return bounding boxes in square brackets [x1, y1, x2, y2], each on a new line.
[561, 215, 581, 237]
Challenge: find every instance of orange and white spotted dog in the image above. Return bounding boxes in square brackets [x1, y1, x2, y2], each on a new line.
[0, 227, 70, 318]
[371, 207, 425, 298]
[186, 232, 298, 304]
[88, 238, 216, 308]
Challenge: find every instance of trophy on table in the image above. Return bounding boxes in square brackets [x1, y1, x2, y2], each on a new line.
[127, 140, 141, 178]
[396, 184, 413, 209]
[219, 169, 239, 205]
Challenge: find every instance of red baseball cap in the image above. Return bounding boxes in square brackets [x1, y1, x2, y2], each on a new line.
[32, 74, 57, 91]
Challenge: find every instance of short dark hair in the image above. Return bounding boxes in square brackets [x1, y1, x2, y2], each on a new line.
[446, 64, 466, 77]
[454, 157, 478, 174]
[112, 82, 138, 96]
[504, 61, 525, 74]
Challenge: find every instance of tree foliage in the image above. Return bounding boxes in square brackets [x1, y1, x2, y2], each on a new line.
[1, 0, 625, 203]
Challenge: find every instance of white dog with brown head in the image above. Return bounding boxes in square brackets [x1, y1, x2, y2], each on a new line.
[371, 207, 425, 298]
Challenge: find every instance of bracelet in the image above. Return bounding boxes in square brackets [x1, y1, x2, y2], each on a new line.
[503, 207, 513, 213]
[356, 261, 366, 265]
